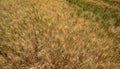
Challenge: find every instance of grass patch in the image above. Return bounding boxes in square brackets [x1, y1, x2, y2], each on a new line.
[66, 0, 120, 28]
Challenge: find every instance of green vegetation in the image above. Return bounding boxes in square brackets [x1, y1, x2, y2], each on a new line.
[0, 0, 120, 69]
[67, 0, 120, 28]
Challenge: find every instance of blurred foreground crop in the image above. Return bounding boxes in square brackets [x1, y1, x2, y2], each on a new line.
[0, 0, 120, 69]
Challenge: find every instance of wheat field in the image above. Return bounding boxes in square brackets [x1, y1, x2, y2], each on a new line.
[0, 0, 120, 69]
